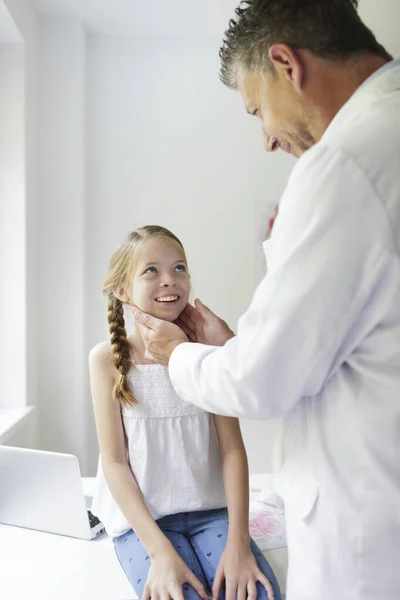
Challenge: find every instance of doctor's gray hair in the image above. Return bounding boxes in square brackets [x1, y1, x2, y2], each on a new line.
[219, 0, 392, 89]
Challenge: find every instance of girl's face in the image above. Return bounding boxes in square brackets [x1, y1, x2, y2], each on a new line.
[130, 237, 190, 322]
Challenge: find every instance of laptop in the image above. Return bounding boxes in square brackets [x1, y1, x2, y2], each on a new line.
[0, 445, 105, 540]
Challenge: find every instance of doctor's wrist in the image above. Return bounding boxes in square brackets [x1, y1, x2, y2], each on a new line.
[167, 340, 186, 364]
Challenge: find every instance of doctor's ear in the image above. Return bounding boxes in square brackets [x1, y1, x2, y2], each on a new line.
[268, 44, 304, 91]
[112, 286, 130, 304]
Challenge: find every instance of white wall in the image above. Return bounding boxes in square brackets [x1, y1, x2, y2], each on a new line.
[1, 6, 90, 463]
[0, 44, 25, 411]
[5, 0, 40, 445]
[4, 0, 399, 476]
[34, 16, 88, 466]
[85, 35, 294, 473]
[359, 0, 400, 53]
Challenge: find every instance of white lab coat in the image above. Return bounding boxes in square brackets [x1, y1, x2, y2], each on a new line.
[169, 61, 400, 600]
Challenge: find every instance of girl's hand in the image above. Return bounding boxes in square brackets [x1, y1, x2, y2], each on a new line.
[143, 545, 208, 600]
[212, 541, 275, 600]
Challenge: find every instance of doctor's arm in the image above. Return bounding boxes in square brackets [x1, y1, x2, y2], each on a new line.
[169, 148, 393, 419]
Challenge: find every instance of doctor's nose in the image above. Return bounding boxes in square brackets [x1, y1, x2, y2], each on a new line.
[264, 135, 280, 152]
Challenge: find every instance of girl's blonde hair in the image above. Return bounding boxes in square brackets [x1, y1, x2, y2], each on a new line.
[103, 225, 187, 406]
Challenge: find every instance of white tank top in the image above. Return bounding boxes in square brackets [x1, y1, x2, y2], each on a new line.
[92, 364, 226, 537]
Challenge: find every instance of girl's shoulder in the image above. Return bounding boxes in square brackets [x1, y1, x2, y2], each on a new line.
[89, 341, 116, 378]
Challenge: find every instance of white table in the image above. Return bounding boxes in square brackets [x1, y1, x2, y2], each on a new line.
[0, 520, 135, 600]
[0, 478, 287, 600]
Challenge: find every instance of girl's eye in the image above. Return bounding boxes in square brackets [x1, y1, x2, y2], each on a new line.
[144, 267, 157, 274]
[175, 264, 186, 272]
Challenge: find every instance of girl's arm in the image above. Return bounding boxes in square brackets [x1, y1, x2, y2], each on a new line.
[212, 415, 250, 545]
[89, 342, 207, 600]
[212, 415, 274, 600]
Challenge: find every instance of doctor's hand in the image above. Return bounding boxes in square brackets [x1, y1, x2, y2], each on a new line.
[132, 308, 188, 366]
[212, 542, 275, 600]
[175, 299, 235, 347]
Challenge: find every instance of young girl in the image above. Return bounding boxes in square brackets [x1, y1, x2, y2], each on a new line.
[90, 226, 281, 600]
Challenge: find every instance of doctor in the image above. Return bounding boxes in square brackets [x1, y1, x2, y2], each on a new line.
[133, 1, 400, 599]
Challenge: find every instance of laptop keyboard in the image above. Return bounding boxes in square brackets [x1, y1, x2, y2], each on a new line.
[87, 510, 101, 529]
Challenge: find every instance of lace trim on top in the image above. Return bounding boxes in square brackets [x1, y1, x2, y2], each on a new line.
[121, 364, 204, 419]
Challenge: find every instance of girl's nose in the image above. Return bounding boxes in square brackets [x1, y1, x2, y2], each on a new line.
[161, 277, 176, 287]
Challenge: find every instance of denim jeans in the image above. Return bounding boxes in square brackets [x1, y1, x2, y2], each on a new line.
[113, 507, 281, 600]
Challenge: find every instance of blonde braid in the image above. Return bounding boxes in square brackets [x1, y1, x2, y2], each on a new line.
[108, 295, 137, 406]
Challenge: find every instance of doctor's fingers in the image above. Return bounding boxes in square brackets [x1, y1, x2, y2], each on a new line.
[180, 305, 204, 331]
[184, 300, 216, 326]
[177, 309, 196, 329]
[181, 302, 198, 321]
[193, 298, 220, 322]
[133, 307, 163, 332]
[135, 322, 153, 345]
[174, 317, 197, 342]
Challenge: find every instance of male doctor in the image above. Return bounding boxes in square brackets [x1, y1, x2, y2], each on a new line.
[133, 1, 400, 599]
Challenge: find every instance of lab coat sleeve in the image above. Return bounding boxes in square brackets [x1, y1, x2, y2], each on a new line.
[169, 145, 393, 419]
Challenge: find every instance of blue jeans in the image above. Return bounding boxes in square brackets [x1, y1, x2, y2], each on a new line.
[113, 507, 281, 600]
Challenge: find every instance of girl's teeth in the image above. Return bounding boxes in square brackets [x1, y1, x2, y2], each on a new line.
[156, 296, 178, 303]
